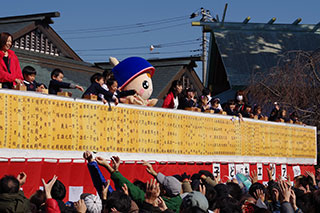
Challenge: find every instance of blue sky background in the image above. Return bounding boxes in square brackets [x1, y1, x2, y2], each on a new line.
[1, 0, 319, 77]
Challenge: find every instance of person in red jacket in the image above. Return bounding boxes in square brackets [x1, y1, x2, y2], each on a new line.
[42, 175, 61, 213]
[0, 32, 23, 88]
[162, 80, 183, 109]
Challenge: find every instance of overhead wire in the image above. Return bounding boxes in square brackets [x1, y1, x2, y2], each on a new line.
[59, 10, 204, 61]
[78, 49, 202, 56]
[58, 15, 189, 34]
[64, 21, 190, 39]
[83, 51, 201, 62]
[74, 38, 201, 52]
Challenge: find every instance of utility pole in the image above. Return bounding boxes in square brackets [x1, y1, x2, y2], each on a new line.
[202, 26, 208, 85]
[191, 8, 217, 85]
[200, 8, 208, 85]
[200, 8, 216, 85]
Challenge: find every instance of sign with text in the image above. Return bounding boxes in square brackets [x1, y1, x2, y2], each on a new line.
[0, 91, 317, 164]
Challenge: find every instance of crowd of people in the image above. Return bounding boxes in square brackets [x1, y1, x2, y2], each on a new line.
[162, 80, 301, 124]
[0, 151, 319, 213]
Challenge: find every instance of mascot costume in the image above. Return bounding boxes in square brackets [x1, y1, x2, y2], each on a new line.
[110, 57, 158, 106]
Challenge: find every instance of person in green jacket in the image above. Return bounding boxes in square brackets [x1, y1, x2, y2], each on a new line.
[95, 156, 182, 213]
[0, 172, 31, 213]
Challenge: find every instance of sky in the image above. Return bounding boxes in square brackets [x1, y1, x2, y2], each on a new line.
[1, 0, 319, 78]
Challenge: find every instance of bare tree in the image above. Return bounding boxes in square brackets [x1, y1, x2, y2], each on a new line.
[246, 50, 320, 128]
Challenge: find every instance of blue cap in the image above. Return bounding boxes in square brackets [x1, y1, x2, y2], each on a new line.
[112, 57, 155, 90]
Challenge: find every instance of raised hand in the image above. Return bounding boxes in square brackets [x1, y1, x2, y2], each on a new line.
[214, 174, 221, 184]
[290, 188, 298, 211]
[279, 180, 290, 203]
[250, 170, 258, 183]
[266, 165, 274, 181]
[145, 179, 160, 206]
[16, 172, 27, 186]
[74, 199, 87, 213]
[122, 183, 129, 196]
[111, 156, 120, 171]
[95, 156, 108, 166]
[199, 184, 206, 196]
[254, 189, 265, 202]
[95, 156, 114, 173]
[306, 171, 316, 186]
[143, 161, 157, 177]
[42, 175, 58, 199]
[102, 179, 110, 200]
[157, 196, 168, 211]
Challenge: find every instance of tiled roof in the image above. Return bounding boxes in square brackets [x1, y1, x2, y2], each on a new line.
[200, 22, 320, 94]
[0, 22, 32, 35]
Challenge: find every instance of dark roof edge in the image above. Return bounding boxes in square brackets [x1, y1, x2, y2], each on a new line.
[95, 56, 201, 69]
[200, 21, 320, 33]
[14, 48, 93, 67]
[0, 12, 60, 24]
[147, 56, 201, 63]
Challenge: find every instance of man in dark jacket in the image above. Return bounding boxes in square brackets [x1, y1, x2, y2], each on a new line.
[0, 173, 31, 213]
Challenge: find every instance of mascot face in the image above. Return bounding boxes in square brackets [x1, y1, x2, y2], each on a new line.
[124, 73, 153, 100]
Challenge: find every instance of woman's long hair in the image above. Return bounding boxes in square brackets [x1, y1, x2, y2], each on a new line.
[0, 32, 13, 50]
[168, 80, 182, 97]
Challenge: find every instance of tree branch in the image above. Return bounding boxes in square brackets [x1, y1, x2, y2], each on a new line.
[259, 82, 281, 97]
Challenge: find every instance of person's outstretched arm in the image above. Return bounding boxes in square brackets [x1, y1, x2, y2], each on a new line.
[83, 151, 113, 198]
[95, 156, 146, 205]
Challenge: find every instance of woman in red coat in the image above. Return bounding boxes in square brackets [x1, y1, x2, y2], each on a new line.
[0, 32, 23, 88]
[162, 80, 183, 109]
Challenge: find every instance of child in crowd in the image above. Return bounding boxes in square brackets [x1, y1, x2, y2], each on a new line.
[48, 68, 84, 95]
[241, 104, 253, 118]
[100, 70, 114, 93]
[22, 66, 46, 92]
[278, 109, 291, 122]
[103, 70, 114, 83]
[224, 100, 241, 116]
[106, 78, 136, 103]
[98, 70, 113, 101]
[199, 95, 210, 112]
[210, 98, 222, 113]
[179, 88, 197, 109]
[269, 102, 280, 121]
[253, 105, 266, 120]
[290, 111, 301, 123]
[202, 88, 212, 108]
[82, 73, 117, 104]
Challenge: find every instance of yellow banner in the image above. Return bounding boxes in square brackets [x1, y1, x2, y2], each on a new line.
[0, 92, 316, 160]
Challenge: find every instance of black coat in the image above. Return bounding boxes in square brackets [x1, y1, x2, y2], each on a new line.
[49, 79, 73, 94]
